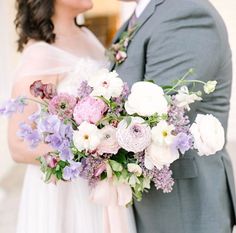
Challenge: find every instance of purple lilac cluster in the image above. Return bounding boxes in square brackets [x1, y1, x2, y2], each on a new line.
[0, 97, 27, 117]
[79, 156, 104, 186]
[111, 82, 130, 115]
[168, 97, 193, 154]
[167, 98, 190, 135]
[135, 152, 174, 193]
[77, 80, 93, 99]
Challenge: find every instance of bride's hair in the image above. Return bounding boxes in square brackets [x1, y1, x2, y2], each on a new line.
[15, 0, 55, 52]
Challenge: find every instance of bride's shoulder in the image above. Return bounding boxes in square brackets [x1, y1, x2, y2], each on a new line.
[21, 40, 52, 59]
[81, 27, 104, 50]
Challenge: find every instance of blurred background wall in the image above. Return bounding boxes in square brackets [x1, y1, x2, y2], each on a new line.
[0, 0, 235, 232]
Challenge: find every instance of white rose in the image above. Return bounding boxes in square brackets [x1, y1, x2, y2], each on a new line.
[175, 86, 202, 111]
[125, 81, 168, 117]
[127, 163, 142, 177]
[151, 121, 176, 146]
[144, 143, 179, 170]
[204, 81, 217, 94]
[89, 69, 124, 100]
[73, 121, 101, 152]
[190, 114, 225, 156]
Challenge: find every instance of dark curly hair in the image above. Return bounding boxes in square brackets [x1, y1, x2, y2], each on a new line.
[15, 0, 55, 52]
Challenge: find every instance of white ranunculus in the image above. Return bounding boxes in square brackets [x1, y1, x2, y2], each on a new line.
[89, 69, 124, 100]
[116, 117, 152, 153]
[124, 81, 168, 117]
[151, 121, 176, 146]
[73, 121, 101, 152]
[144, 143, 179, 170]
[203, 81, 217, 94]
[190, 114, 225, 156]
[175, 86, 202, 111]
[127, 163, 142, 177]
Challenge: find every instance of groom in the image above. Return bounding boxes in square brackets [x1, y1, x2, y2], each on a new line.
[111, 0, 236, 232]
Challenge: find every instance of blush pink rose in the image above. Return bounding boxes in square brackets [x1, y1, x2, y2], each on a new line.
[73, 96, 108, 125]
[97, 125, 120, 155]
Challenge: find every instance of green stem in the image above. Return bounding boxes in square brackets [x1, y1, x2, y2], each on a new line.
[26, 98, 48, 107]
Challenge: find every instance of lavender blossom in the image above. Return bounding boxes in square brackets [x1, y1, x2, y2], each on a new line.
[37, 114, 61, 134]
[63, 162, 81, 181]
[77, 80, 93, 99]
[45, 123, 73, 161]
[17, 122, 41, 148]
[174, 132, 193, 154]
[0, 97, 27, 117]
[28, 110, 41, 123]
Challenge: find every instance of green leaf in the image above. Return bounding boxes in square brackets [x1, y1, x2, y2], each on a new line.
[144, 79, 155, 84]
[114, 171, 122, 178]
[111, 149, 128, 164]
[125, 116, 132, 127]
[101, 172, 107, 180]
[45, 169, 53, 182]
[109, 160, 123, 172]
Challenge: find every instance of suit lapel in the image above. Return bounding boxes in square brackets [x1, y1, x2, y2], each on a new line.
[110, 0, 165, 70]
[132, 0, 165, 38]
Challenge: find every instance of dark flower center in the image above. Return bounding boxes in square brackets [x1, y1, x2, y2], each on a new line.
[60, 102, 67, 110]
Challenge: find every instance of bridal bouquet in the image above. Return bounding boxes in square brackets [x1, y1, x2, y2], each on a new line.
[0, 68, 225, 205]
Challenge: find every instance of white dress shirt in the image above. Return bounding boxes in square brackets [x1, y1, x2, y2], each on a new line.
[135, 0, 152, 18]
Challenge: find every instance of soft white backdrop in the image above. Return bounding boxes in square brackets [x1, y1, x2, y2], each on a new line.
[0, 0, 236, 190]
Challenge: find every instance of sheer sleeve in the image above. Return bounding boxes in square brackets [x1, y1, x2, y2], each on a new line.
[14, 42, 77, 81]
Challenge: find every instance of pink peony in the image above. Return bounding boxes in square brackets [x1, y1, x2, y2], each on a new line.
[116, 117, 152, 153]
[97, 125, 120, 155]
[73, 96, 108, 125]
[48, 93, 77, 120]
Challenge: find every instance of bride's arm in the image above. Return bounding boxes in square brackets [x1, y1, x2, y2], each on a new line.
[8, 75, 59, 165]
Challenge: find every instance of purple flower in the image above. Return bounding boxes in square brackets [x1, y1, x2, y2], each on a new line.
[17, 122, 41, 148]
[37, 115, 61, 134]
[45, 123, 73, 161]
[77, 80, 93, 99]
[28, 110, 41, 123]
[48, 93, 77, 120]
[168, 98, 190, 135]
[174, 132, 193, 154]
[79, 156, 103, 186]
[134, 151, 175, 193]
[0, 97, 27, 117]
[121, 82, 130, 99]
[152, 166, 175, 193]
[63, 162, 81, 181]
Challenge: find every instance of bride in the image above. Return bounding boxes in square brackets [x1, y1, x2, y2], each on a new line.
[8, 0, 136, 232]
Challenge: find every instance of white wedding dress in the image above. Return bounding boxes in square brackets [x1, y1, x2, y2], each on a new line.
[15, 31, 137, 233]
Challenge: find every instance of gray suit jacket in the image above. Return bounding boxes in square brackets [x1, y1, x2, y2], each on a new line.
[111, 0, 236, 232]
